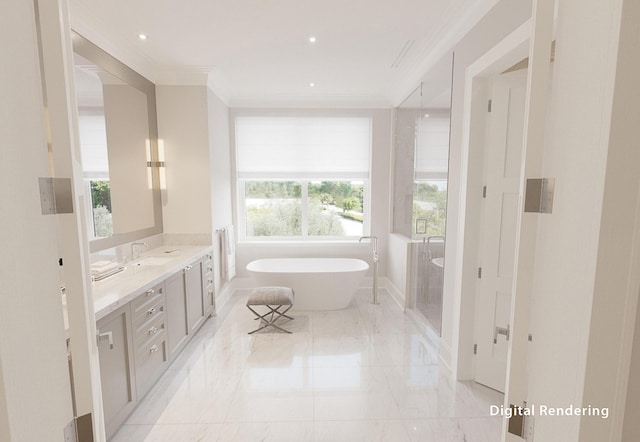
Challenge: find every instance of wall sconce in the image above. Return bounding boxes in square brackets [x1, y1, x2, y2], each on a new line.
[146, 139, 167, 190]
[146, 139, 153, 189]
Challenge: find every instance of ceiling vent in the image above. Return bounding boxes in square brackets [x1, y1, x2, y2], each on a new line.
[391, 39, 415, 69]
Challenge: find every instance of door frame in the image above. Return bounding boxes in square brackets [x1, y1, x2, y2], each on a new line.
[449, 20, 531, 381]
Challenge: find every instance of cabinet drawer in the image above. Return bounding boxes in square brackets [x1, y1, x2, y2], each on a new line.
[134, 313, 166, 347]
[131, 284, 163, 319]
[204, 253, 213, 276]
[135, 333, 168, 398]
[132, 295, 165, 328]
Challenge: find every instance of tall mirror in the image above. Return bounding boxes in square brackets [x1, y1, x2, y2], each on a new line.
[72, 32, 162, 252]
[394, 52, 453, 335]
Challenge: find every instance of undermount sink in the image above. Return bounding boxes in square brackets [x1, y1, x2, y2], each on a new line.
[135, 256, 173, 266]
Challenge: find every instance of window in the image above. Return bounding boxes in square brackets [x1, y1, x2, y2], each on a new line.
[413, 113, 449, 237]
[78, 109, 113, 238]
[236, 116, 371, 240]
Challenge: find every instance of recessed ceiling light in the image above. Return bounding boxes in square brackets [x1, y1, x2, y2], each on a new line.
[309, 82, 315, 87]
[138, 34, 148, 40]
[424, 113, 430, 118]
[309, 36, 316, 43]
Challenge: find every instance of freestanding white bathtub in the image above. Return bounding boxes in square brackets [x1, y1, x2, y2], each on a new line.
[246, 258, 369, 310]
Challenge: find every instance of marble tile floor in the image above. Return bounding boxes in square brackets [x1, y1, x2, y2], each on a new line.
[112, 288, 504, 442]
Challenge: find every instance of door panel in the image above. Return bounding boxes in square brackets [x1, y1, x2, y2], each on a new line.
[475, 72, 527, 392]
[497, 193, 519, 279]
[165, 272, 188, 358]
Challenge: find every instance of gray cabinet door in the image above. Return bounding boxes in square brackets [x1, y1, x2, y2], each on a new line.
[96, 304, 136, 440]
[165, 271, 188, 359]
[186, 258, 205, 334]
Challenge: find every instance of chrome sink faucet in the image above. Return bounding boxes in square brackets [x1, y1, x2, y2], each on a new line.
[359, 236, 379, 304]
[131, 242, 148, 260]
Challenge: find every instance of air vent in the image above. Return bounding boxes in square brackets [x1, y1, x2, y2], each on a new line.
[390, 40, 415, 69]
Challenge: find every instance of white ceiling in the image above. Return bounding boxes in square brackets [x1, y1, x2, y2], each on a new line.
[69, 0, 497, 107]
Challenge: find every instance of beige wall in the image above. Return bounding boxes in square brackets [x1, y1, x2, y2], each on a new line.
[207, 89, 233, 295]
[157, 85, 213, 235]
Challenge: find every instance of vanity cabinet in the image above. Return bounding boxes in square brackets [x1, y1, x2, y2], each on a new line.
[130, 283, 168, 398]
[165, 255, 212, 359]
[203, 253, 215, 316]
[96, 304, 136, 440]
[95, 248, 214, 439]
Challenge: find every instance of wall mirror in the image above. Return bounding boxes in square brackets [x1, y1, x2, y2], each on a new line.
[393, 52, 453, 335]
[71, 32, 163, 253]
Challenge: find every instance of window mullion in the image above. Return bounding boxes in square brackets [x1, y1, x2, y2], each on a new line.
[301, 180, 309, 237]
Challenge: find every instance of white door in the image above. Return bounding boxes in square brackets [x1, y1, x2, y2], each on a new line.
[475, 71, 527, 392]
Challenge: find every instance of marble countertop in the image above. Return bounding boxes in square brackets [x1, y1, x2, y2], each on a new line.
[92, 245, 212, 321]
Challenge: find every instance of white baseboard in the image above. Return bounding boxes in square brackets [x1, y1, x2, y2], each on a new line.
[229, 276, 254, 291]
[214, 282, 235, 312]
[381, 277, 406, 310]
[439, 339, 452, 373]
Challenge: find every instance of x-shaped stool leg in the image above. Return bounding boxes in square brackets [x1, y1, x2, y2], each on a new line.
[247, 304, 294, 334]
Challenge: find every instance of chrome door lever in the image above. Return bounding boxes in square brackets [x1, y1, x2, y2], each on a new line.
[493, 324, 510, 344]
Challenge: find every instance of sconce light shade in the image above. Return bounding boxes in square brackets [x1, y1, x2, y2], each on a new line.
[146, 139, 167, 190]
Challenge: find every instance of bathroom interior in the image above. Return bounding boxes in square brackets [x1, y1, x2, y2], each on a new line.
[4, 0, 640, 441]
[67, 15, 464, 439]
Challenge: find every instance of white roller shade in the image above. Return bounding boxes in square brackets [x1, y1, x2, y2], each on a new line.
[415, 116, 450, 180]
[236, 116, 371, 179]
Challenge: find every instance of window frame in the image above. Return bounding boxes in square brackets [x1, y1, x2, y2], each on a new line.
[237, 178, 371, 242]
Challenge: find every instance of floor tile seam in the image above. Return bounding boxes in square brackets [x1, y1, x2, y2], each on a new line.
[311, 417, 411, 422]
[220, 418, 316, 424]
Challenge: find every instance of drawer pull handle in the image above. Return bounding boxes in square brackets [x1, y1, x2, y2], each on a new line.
[207, 266, 213, 272]
[147, 307, 156, 315]
[146, 289, 155, 296]
[184, 265, 193, 272]
[148, 326, 158, 335]
[149, 344, 159, 353]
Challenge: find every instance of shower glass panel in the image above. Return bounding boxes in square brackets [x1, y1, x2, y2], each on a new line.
[402, 53, 453, 336]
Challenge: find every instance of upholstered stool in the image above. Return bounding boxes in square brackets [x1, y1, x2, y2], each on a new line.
[246, 286, 295, 334]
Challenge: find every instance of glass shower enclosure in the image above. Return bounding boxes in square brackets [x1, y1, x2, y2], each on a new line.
[393, 53, 453, 336]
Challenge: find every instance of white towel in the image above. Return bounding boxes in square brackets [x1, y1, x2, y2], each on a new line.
[224, 224, 235, 255]
[90, 261, 118, 275]
[222, 226, 236, 281]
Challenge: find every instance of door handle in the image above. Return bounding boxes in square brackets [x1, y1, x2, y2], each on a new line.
[97, 331, 114, 349]
[493, 324, 510, 344]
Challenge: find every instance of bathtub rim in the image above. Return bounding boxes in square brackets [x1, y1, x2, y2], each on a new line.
[246, 257, 369, 274]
